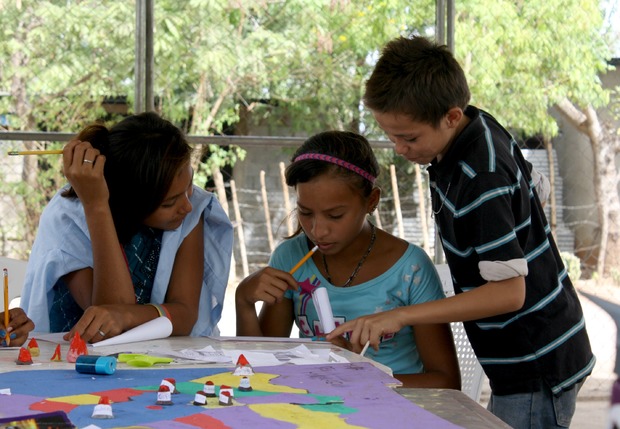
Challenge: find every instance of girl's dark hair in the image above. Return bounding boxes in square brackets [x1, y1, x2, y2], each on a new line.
[63, 112, 192, 243]
[285, 131, 379, 236]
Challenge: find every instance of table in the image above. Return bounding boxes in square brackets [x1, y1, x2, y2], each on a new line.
[398, 388, 512, 429]
[0, 336, 508, 429]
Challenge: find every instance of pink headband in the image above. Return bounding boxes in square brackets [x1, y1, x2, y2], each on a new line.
[293, 153, 376, 184]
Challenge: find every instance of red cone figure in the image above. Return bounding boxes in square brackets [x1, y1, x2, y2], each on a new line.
[27, 338, 40, 357]
[67, 332, 88, 363]
[50, 344, 62, 362]
[16, 347, 33, 365]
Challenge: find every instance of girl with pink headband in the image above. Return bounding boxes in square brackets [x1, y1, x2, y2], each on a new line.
[235, 130, 460, 389]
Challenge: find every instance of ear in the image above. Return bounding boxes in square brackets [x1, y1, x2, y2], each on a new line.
[367, 187, 381, 214]
[445, 107, 463, 128]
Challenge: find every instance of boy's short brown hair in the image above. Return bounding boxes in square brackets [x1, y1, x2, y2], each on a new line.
[363, 36, 471, 127]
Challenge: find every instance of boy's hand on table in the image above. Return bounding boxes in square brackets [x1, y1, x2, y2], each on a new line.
[327, 308, 405, 352]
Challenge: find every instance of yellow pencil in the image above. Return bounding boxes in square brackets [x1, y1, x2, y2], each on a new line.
[3, 268, 9, 346]
[7, 149, 63, 156]
[289, 245, 319, 275]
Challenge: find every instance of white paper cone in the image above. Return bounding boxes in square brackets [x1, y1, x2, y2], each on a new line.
[311, 287, 336, 333]
[92, 316, 173, 348]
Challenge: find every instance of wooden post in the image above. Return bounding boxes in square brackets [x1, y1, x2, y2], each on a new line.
[260, 170, 275, 251]
[211, 165, 236, 282]
[230, 179, 249, 278]
[544, 137, 557, 238]
[390, 165, 404, 239]
[415, 164, 430, 253]
[279, 162, 294, 236]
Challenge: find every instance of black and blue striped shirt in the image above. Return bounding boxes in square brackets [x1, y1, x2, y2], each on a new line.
[428, 105, 595, 396]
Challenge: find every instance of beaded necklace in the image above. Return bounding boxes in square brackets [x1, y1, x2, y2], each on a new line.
[322, 223, 377, 287]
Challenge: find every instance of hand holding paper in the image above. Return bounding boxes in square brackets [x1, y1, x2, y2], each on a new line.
[92, 316, 173, 348]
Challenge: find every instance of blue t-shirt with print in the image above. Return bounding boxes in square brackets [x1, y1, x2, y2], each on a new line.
[276, 234, 444, 375]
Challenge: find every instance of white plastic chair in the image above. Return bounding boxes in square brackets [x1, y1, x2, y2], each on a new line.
[0, 256, 28, 309]
[435, 264, 486, 402]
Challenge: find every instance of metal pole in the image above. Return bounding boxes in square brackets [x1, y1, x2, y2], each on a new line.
[135, 0, 145, 113]
[135, 0, 154, 113]
[145, 0, 154, 112]
[435, 0, 446, 44]
[434, 0, 456, 263]
[447, 0, 455, 52]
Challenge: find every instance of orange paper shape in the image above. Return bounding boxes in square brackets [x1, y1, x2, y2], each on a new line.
[16, 347, 33, 365]
[50, 344, 62, 362]
[27, 338, 40, 357]
[67, 332, 88, 363]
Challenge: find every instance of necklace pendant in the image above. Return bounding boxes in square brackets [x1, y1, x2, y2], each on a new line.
[322, 223, 377, 287]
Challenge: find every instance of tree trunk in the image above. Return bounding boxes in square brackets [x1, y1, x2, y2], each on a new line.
[555, 98, 620, 276]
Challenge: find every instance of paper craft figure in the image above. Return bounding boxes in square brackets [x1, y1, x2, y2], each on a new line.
[203, 380, 216, 397]
[156, 385, 172, 405]
[232, 353, 254, 376]
[160, 378, 179, 394]
[193, 391, 208, 406]
[67, 332, 88, 363]
[91, 396, 114, 419]
[26, 338, 40, 357]
[16, 347, 33, 365]
[50, 344, 62, 362]
[218, 390, 232, 406]
[219, 385, 234, 398]
[239, 376, 252, 392]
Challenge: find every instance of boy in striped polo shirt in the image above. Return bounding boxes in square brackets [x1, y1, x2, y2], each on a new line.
[328, 36, 594, 429]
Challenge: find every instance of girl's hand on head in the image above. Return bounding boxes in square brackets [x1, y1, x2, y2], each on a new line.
[326, 308, 405, 352]
[64, 305, 125, 344]
[62, 139, 108, 208]
[0, 308, 35, 347]
[235, 267, 299, 307]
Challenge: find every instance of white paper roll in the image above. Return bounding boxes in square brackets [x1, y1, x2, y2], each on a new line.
[311, 287, 336, 334]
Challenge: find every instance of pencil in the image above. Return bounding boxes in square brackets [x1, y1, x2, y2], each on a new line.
[360, 340, 370, 357]
[7, 149, 63, 156]
[289, 245, 319, 274]
[3, 269, 9, 346]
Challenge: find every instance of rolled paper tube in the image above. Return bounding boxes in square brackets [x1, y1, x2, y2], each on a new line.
[311, 287, 336, 333]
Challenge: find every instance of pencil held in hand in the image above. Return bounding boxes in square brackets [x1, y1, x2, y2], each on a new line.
[7, 149, 63, 156]
[3, 268, 9, 346]
[289, 245, 319, 274]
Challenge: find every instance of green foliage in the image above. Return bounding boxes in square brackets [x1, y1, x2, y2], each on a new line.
[0, 0, 616, 254]
[561, 251, 583, 282]
[453, 0, 612, 137]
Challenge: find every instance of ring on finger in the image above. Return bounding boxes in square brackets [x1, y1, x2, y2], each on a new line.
[98, 330, 105, 337]
[83, 159, 94, 164]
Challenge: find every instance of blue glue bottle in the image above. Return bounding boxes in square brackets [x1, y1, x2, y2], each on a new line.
[75, 355, 117, 375]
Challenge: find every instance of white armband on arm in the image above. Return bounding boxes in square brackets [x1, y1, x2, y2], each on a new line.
[530, 168, 551, 204]
[479, 259, 528, 282]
